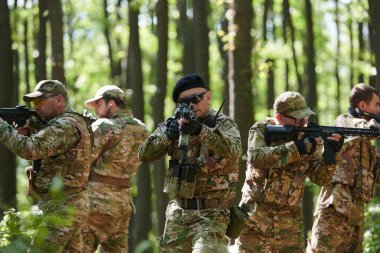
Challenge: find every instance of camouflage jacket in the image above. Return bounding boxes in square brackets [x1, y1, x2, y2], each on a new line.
[91, 110, 149, 179]
[241, 117, 336, 208]
[315, 114, 380, 217]
[138, 109, 242, 200]
[0, 108, 92, 194]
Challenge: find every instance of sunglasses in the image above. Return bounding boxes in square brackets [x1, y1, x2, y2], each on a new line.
[178, 91, 207, 105]
[32, 94, 59, 107]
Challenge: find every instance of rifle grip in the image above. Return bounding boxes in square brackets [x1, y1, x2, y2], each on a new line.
[323, 144, 336, 165]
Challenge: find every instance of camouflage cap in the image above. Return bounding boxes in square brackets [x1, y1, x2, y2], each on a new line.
[273, 91, 315, 119]
[23, 80, 67, 102]
[84, 85, 126, 109]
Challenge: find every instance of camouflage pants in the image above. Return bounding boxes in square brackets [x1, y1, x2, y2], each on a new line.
[82, 183, 133, 253]
[29, 190, 90, 253]
[236, 202, 304, 253]
[160, 200, 229, 253]
[307, 206, 363, 253]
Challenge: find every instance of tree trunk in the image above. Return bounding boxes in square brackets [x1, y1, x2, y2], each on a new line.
[282, 3, 289, 90]
[334, 0, 341, 115]
[263, 0, 275, 115]
[193, 0, 210, 85]
[0, 0, 17, 215]
[12, 0, 20, 98]
[217, 3, 229, 116]
[283, 0, 303, 92]
[153, 0, 169, 237]
[24, 0, 30, 95]
[47, 0, 65, 83]
[228, 0, 254, 204]
[368, 0, 380, 89]
[177, 0, 195, 74]
[127, 1, 152, 252]
[102, 0, 116, 79]
[35, 0, 47, 82]
[303, 0, 317, 237]
[346, 4, 354, 88]
[358, 22, 365, 84]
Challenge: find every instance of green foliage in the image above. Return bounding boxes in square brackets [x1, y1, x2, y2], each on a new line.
[364, 198, 380, 253]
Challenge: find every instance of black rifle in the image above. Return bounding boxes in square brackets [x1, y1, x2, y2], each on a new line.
[174, 102, 196, 152]
[0, 105, 45, 127]
[265, 123, 380, 164]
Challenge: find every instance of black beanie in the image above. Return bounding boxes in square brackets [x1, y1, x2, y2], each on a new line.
[172, 74, 208, 103]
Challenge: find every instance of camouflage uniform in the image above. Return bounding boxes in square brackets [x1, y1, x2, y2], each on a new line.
[82, 110, 148, 253]
[138, 109, 242, 253]
[308, 114, 380, 253]
[0, 107, 92, 253]
[236, 117, 337, 253]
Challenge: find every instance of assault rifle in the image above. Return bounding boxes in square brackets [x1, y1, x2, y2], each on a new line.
[264, 123, 380, 164]
[0, 105, 45, 128]
[174, 102, 196, 152]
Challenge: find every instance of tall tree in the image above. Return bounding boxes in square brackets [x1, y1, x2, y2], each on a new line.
[346, 3, 354, 88]
[47, 0, 65, 83]
[126, 1, 152, 251]
[303, 0, 317, 239]
[358, 21, 365, 84]
[217, 3, 229, 116]
[11, 0, 20, 98]
[102, 0, 116, 79]
[334, 0, 341, 114]
[0, 0, 17, 214]
[282, 1, 289, 90]
[153, 0, 169, 236]
[368, 0, 380, 89]
[263, 0, 275, 115]
[177, 0, 195, 74]
[35, 0, 47, 82]
[23, 0, 30, 94]
[228, 0, 254, 203]
[283, 0, 303, 91]
[193, 0, 210, 85]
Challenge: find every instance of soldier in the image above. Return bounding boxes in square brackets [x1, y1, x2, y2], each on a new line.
[81, 85, 148, 253]
[237, 91, 343, 252]
[0, 80, 92, 252]
[138, 74, 242, 252]
[308, 84, 380, 252]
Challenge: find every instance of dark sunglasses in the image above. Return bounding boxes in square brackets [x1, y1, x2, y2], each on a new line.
[178, 91, 207, 105]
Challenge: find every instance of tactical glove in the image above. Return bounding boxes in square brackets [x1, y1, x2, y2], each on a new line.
[294, 137, 316, 155]
[325, 138, 344, 153]
[166, 119, 180, 140]
[181, 119, 202, 136]
[323, 138, 344, 165]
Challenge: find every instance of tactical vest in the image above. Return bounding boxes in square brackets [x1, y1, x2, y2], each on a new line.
[34, 112, 92, 193]
[164, 111, 239, 200]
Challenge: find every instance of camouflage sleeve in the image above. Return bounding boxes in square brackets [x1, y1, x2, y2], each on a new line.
[248, 122, 301, 169]
[0, 117, 80, 160]
[198, 118, 242, 160]
[306, 156, 336, 186]
[137, 123, 171, 162]
[91, 118, 114, 161]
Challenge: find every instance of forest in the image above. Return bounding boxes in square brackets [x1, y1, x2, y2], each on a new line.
[0, 0, 380, 252]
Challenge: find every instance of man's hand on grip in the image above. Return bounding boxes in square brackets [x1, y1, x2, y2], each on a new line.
[166, 119, 180, 141]
[180, 119, 202, 136]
